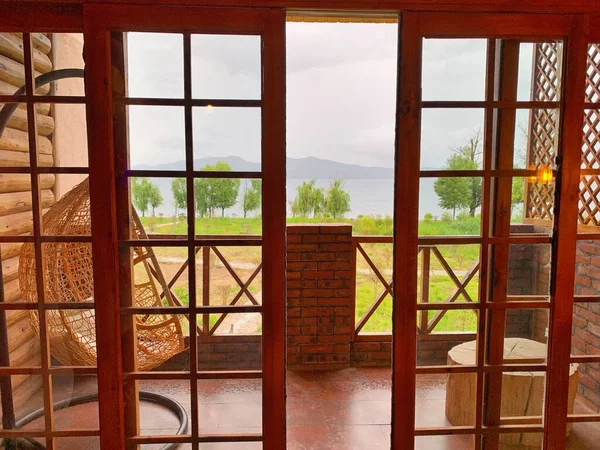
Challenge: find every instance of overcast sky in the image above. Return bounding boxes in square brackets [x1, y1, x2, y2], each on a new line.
[125, 23, 536, 170]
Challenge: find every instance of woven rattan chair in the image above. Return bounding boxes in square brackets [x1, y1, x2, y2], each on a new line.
[19, 178, 185, 371]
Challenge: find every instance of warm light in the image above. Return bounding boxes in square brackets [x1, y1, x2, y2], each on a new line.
[526, 166, 553, 184]
[206, 104, 213, 109]
[537, 167, 553, 184]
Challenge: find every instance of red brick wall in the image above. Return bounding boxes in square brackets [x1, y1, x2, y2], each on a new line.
[158, 335, 262, 371]
[351, 333, 478, 367]
[286, 224, 354, 369]
[572, 240, 600, 411]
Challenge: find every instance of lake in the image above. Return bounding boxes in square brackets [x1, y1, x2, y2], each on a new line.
[151, 177, 443, 219]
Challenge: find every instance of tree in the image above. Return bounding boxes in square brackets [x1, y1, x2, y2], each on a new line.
[242, 179, 261, 218]
[289, 200, 299, 218]
[434, 130, 483, 218]
[171, 178, 187, 218]
[132, 177, 151, 217]
[453, 130, 482, 217]
[194, 178, 210, 218]
[148, 182, 163, 217]
[512, 178, 525, 205]
[211, 161, 240, 218]
[433, 154, 473, 219]
[325, 178, 351, 218]
[294, 180, 325, 218]
[193, 162, 240, 218]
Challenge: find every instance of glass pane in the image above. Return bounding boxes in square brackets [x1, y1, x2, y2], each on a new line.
[47, 309, 97, 367]
[484, 371, 548, 445]
[416, 435, 474, 449]
[0, 33, 52, 96]
[571, 303, 600, 356]
[198, 378, 262, 435]
[6, 375, 46, 434]
[573, 363, 600, 414]
[192, 177, 262, 223]
[502, 244, 552, 297]
[52, 374, 99, 430]
[52, 103, 88, 167]
[420, 109, 485, 171]
[129, 177, 188, 236]
[422, 38, 487, 101]
[503, 311, 549, 360]
[137, 379, 191, 437]
[420, 178, 483, 230]
[128, 105, 186, 170]
[518, 42, 563, 102]
[417, 244, 480, 306]
[191, 34, 261, 100]
[355, 242, 393, 333]
[574, 241, 600, 297]
[126, 32, 184, 99]
[42, 174, 90, 236]
[193, 107, 261, 169]
[418, 311, 478, 367]
[39, 33, 85, 97]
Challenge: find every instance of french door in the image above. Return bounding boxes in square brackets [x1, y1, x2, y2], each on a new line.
[84, 5, 286, 450]
[393, 12, 586, 450]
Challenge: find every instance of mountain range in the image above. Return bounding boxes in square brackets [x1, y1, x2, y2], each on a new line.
[133, 156, 395, 179]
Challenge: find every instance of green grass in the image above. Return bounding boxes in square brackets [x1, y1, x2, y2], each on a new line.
[143, 215, 489, 334]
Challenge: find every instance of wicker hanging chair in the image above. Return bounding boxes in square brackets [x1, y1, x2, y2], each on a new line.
[18, 177, 185, 371]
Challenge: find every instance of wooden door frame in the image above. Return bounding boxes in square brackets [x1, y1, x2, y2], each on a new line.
[83, 4, 286, 449]
[393, 11, 583, 450]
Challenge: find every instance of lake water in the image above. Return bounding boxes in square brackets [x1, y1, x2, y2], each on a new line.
[152, 178, 443, 219]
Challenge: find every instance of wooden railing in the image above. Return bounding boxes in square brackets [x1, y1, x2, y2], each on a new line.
[352, 236, 480, 335]
[147, 234, 262, 336]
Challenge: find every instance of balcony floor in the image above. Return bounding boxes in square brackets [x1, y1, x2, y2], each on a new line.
[18, 368, 600, 449]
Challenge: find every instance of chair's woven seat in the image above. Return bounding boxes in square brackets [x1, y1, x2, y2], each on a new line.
[19, 178, 185, 371]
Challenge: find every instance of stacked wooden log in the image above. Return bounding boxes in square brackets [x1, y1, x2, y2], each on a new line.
[0, 32, 55, 417]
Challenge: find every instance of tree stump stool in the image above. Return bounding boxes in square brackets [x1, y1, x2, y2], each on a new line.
[445, 338, 579, 447]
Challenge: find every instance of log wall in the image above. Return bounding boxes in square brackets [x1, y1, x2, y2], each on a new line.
[0, 32, 54, 419]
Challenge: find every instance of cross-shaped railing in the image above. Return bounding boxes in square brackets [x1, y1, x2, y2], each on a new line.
[352, 236, 480, 335]
[147, 233, 262, 336]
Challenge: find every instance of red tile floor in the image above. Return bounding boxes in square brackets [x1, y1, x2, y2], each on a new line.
[13, 368, 600, 449]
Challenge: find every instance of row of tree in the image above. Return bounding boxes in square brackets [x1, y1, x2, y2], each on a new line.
[133, 161, 354, 220]
[132, 161, 262, 218]
[289, 179, 351, 218]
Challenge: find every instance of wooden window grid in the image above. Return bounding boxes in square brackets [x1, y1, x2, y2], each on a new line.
[0, 4, 600, 450]
[0, 30, 96, 450]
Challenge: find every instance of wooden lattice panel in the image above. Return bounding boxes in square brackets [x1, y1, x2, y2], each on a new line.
[586, 44, 600, 103]
[579, 45, 600, 227]
[524, 43, 560, 222]
[578, 176, 600, 226]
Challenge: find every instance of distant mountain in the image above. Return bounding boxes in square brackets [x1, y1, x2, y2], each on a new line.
[133, 156, 395, 179]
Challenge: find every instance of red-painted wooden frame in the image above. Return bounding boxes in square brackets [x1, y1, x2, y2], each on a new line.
[393, 11, 585, 450]
[83, 4, 286, 450]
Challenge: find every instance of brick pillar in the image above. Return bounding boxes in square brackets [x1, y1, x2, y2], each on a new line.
[286, 224, 353, 370]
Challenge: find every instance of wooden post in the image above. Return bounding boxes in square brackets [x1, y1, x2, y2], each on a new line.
[419, 246, 430, 333]
[544, 15, 587, 450]
[109, 30, 139, 450]
[392, 12, 419, 450]
[261, 10, 287, 450]
[484, 39, 520, 450]
[83, 6, 126, 450]
[202, 246, 210, 334]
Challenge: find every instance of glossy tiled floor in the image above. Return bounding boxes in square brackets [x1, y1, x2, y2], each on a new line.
[15, 368, 600, 449]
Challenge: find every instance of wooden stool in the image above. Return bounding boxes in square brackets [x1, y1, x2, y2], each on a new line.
[445, 338, 579, 447]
